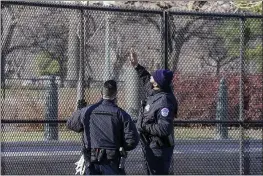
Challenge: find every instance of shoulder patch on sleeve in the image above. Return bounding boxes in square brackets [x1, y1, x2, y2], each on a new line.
[161, 108, 169, 117]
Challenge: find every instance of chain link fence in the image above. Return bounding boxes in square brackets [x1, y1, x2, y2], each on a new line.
[1, 1, 262, 175]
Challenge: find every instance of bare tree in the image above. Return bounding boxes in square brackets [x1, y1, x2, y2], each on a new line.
[106, 13, 213, 77]
[140, 14, 215, 72]
[110, 15, 141, 80]
[1, 4, 69, 85]
[81, 13, 145, 81]
[168, 16, 216, 72]
[65, 10, 80, 87]
[66, 6, 105, 87]
[20, 7, 68, 86]
[1, 5, 34, 80]
[200, 39, 238, 76]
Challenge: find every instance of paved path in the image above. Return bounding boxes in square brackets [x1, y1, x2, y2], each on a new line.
[2, 139, 262, 153]
[1, 140, 262, 175]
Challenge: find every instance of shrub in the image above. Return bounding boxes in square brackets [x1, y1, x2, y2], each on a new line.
[36, 52, 60, 76]
[173, 73, 262, 121]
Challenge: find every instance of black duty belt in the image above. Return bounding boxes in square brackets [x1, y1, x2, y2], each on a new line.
[90, 148, 120, 163]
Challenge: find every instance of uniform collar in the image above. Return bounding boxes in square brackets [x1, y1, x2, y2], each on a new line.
[151, 87, 172, 96]
[101, 99, 116, 105]
[152, 89, 162, 95]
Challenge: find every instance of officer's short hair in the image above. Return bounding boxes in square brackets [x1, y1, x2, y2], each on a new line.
[102, 80, 117, 100]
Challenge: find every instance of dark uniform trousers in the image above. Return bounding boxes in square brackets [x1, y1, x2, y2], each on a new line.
[84, 148, 125, 175]
[134, 64, 178, 175]
[142, 145, 174, 175]
[85, 159, 124, 175]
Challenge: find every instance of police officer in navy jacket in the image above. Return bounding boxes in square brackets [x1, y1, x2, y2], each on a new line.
[67, 80, 139, 175]
[130, 49, 178, 175]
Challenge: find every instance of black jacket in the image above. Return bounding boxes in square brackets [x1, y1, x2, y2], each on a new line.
[135, 64, 178, 148]
[67, 99, 139, 151]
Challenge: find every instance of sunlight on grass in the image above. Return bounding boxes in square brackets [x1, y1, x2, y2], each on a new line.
[1, 131, 81, 142]
[175, 127, 262, 139]
[2, 128, 262, 142]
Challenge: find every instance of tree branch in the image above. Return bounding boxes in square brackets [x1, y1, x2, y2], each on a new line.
[220, 56, 239, 66]
[186, 19, 213, 40]
[200, 56, 216, 67]
[142, 14, 161, 32]
[4, 44, 36, 56]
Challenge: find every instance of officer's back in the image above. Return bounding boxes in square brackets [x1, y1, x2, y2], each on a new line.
[67, 80, 139, 175]
[88, 98, 137, 151]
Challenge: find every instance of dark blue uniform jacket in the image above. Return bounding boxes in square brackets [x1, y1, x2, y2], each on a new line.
[135, 64, 178, 148]
[66, 99, 139, 152]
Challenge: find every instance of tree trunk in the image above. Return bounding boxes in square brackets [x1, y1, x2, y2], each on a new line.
[216, 63, 220, 76]
[168, 17, 195, 72]
[65, 10, 80, 88]
[58, 58, 66, 88]
[170, 42, 184, 72]
[112, 54, 128, 81]
[1, 7, 17, 87]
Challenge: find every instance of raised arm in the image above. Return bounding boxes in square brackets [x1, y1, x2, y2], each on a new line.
[130, 49, 152, 96]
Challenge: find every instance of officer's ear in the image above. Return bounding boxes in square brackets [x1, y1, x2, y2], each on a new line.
[153, 82, 159, 88]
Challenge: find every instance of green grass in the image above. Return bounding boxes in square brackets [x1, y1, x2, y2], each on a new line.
[1, 131, 81, 142]
[2, 128, 262, 142]
[174, 127, 262, 139]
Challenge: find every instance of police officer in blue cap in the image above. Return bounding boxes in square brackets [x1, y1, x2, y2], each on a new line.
[130, 49, 178, 175]
[67, 80, 139, 175]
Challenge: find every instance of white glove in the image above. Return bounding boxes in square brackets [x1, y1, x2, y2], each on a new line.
[75, 154, 86, 175]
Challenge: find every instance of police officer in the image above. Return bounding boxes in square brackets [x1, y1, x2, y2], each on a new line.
[67, 80, 139, 175]
[130, 49, 178, 175]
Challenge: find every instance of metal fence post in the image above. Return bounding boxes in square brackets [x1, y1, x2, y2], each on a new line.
[244, 139, 251, 175]
[1, 58, 6, 100]
[163, 11, 169, 70]
[104, 15, 112, 81]
[262, 12, 263, 176]
[163, 11, 175, 175]
[76, 9, 85, 105]
[215, 77, 228, 139]
[66, 9, 80, 88]
[239, 17, 246, 175]
[124, 67, 140, 121]
[1, 57, 5, 122]
[44, 75, 58, 140]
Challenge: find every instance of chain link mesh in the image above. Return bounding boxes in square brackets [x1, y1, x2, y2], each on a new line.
[1, 2, 262, 175]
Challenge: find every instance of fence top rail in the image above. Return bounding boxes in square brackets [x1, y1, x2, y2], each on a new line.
[1, 119, 263, 125]
[2, 1, 263, 19]
[168, 10, 263, 19]
[1, 1, 163, 14]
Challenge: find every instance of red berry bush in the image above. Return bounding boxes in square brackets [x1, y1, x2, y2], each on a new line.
[172, 73, 262, 121]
